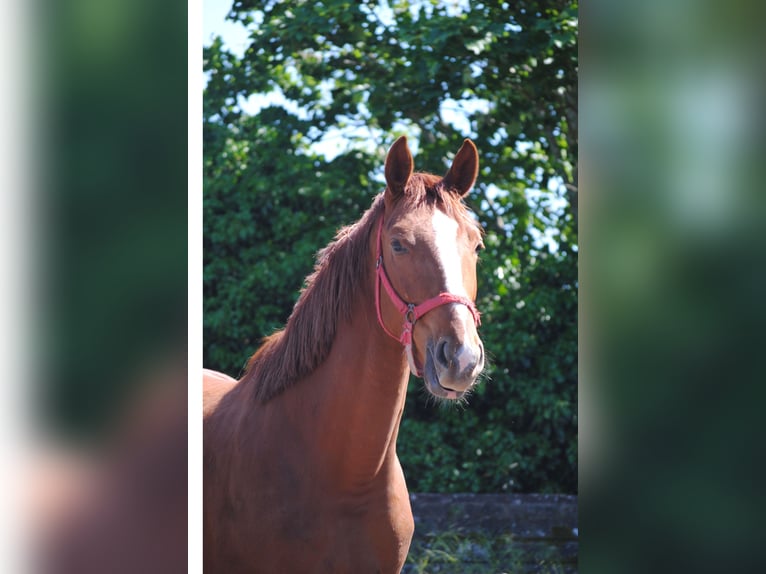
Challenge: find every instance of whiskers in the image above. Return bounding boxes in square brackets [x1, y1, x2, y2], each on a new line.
[418, 374, 488, 410]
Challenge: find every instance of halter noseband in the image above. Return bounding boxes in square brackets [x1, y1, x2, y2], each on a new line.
[374, 215, 481, 376]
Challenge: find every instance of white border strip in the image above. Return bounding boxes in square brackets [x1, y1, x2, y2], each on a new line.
[0, 0, 31, 569]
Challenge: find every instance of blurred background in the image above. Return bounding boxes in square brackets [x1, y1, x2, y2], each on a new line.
[3, 0, 188, 572]
[582, 0, 766, 572]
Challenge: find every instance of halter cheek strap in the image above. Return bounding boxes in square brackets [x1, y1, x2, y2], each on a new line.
[374, 216, 481, 376]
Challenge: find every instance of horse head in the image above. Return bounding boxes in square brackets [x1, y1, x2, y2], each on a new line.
[376, 136, 485, 399]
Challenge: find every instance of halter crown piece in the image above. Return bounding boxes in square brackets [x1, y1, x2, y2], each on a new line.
[374, 215, 481, 376]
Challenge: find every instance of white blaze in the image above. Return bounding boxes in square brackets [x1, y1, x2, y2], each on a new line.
[431, 209, 481, 377]
[431, 209, 467, 296]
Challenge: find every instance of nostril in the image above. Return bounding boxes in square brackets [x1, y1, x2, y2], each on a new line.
[435, 338, 450, 368]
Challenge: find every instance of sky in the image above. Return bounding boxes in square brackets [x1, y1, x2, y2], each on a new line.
[203, 0, 249, 58]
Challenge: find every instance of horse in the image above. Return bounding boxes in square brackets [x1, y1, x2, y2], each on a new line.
[203, 136, 486, 573]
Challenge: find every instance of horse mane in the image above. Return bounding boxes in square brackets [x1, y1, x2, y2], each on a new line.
[240, 173, 480, 404]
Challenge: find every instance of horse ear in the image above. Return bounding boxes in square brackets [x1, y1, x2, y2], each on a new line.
[384, 136, 413, 201]
[443, 139, 479, 197]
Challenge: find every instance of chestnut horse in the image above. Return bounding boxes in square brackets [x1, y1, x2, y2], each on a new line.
[204, 137, 485, 573]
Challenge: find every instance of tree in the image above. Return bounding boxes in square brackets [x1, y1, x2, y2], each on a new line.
[204, 0, 577, 493]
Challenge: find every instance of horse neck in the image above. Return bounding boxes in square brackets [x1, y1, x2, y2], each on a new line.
[287, 245, 411, 493]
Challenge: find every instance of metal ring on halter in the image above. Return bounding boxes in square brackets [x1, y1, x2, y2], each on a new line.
[405, 304, 416, 324]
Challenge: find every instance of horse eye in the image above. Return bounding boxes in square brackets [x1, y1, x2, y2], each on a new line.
[391, 239, 408, 254]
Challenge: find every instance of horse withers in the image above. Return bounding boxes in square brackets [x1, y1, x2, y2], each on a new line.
[204, 136, 485, 573]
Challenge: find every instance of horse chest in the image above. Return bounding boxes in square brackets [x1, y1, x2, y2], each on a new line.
[208, 442, 410, 571]
[268, 500, 412, 574]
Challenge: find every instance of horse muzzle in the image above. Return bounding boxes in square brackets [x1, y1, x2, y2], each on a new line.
[423, 337, 484, 399]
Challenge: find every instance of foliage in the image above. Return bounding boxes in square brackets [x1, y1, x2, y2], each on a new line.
[204, 0, 577, 493]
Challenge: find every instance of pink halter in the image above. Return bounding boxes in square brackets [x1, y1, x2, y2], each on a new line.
[374, 215, 481, 376]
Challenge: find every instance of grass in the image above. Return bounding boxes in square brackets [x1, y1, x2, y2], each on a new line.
[403, 530, 572, 574]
